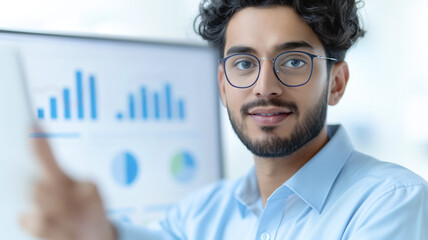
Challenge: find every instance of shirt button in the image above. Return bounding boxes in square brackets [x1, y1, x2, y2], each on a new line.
[260, 232, 271, 240]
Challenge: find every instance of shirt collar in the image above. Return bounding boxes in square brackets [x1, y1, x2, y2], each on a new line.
[234, 124, 354, 217]
[234, 167, 261, 217]
[285, 124, 354, 214]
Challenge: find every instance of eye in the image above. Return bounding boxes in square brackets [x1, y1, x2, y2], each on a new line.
[284, 59, 306, 68]
[234, 59, 256, 70]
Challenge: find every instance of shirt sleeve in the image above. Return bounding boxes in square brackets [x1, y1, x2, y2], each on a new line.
[112, 181, 226, 240]
[112, 195, 191, 240]
[348, 184, 428, 240]
[113, 219, 178, 240]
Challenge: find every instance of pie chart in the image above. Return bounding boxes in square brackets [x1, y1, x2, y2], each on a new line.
[170, 151, 197, 183]
[112, 151, 139, 186]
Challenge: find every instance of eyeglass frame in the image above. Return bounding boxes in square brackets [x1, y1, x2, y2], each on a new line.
[219, 50, 338, 89]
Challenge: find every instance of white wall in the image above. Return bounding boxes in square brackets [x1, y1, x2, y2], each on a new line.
[328, 0, 428, 180]
[1, 0, 427, 180]
[0, 0, 202, 42]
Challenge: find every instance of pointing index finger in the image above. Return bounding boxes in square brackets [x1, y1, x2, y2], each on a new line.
[31, 127, 73, 185]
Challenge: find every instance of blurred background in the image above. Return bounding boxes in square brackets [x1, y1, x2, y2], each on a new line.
[0, 0, 427, 181]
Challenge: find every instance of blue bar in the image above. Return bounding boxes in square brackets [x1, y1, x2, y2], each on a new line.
[178, 99, 185, 120]
[89, 75, 97, 120]
[63, 88, 71, 119]
[30, 132, 80, 138]
[141, 87, 148, 119]
[129, 94, 135, 120]
[76, 71, 84, 119]
[37, 108, 45, 120]
[50, 97, 57, 119]
[165, 84, 172, 120]
[154, 92, 160, 120]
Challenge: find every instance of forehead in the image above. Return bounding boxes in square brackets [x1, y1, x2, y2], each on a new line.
[224, 6, 325, 56]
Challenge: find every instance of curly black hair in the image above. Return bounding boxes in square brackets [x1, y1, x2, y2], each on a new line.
[194, 0, 365, 64]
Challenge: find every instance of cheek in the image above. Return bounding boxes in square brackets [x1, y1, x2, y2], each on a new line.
[304, 65, 328, 100]
[224, 87, 248, 112]
[290, 76, 327, 116]
[310, 63, 327, 87]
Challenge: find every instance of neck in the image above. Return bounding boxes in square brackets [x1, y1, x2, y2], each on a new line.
[254, 125, 329, 207]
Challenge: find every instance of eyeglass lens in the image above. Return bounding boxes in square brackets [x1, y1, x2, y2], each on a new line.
[224, 52, 313, 88]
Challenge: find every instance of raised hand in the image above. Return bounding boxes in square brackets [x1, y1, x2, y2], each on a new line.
[20, 132, 117, 240]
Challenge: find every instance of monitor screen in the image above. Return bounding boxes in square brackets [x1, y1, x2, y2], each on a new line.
[0, 30, 222, 236]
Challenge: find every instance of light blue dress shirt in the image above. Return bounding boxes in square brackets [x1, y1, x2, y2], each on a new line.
[115, 125, 428, 240]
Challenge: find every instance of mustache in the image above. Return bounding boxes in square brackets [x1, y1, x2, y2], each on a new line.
[240, 98, 299, 116]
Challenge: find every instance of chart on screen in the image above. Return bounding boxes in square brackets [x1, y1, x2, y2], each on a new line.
[0, 30, 222, 229]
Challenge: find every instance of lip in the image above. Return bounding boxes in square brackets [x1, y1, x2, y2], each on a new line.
[247, 107, 293, 126]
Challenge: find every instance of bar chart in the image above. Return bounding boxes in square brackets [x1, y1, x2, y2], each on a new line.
[36, 70, 98, 121]
[116, 83, 186, 122]
[0, 30, 221, 234]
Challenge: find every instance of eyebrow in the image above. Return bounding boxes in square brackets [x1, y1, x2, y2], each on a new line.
[225, 41, 314, 56]
[226, 46, 257, 56]
[274, 41, 314, 53]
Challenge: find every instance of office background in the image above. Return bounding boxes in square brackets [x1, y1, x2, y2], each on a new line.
[1, 0, 427, 180]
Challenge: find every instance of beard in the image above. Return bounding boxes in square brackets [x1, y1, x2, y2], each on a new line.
[227, 85, 328, 158]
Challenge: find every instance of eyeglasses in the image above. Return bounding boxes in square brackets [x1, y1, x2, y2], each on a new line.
[219, 51, 337, 88]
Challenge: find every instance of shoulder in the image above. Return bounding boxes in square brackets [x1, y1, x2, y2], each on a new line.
[165, 178, 241, 222]
[177, 178, 240, 215]
[342, 150, 427, 191]
[338, 151, 428, 239]
[159, 178, 241, 237]
[335, 149, 428, 219]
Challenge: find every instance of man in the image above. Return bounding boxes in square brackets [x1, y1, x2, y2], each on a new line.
[21, 0, 428, 239]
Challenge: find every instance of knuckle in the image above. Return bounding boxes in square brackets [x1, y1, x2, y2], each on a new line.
[82, 181, 99, 195]
[76, 181, 100, 203]
[86, 182, 98, 192]
[27, 213, 54, 238]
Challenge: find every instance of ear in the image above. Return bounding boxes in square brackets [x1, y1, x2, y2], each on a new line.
[218, 64, 227, 107]
[328, 61, 349, 106]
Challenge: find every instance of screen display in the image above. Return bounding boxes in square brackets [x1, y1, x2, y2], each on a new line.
[0, 30, 222, 229]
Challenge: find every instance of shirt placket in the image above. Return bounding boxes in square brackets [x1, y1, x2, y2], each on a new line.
[255, 186, 292, 240]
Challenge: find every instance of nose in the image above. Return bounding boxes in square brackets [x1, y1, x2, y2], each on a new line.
[252, 58, 284, 98]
